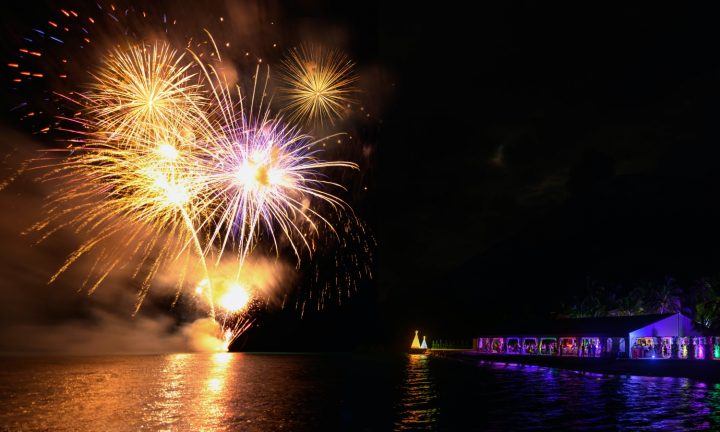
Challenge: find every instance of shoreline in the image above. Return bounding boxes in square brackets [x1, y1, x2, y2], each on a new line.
[431, 350, 720, 381]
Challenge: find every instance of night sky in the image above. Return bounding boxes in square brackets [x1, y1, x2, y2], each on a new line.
[375, 3, 720, 344]
[3, 2, 720, 352]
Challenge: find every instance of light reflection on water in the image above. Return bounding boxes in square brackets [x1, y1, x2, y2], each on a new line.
[144, 352, 234, 430]
[395, 354, 438, 430]
[0, 353, 333, 431]
[3, 354, 720, 430]
[450, 359, 720, 430]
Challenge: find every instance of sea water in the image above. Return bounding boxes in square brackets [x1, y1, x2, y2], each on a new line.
[0, 353, 718, 430]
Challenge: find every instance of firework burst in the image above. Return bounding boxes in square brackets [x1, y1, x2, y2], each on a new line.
[17, 16, 367, 350]
[193, 62, 359, 270]
[31, 42, 218, 314]
[278, 44, 358, 127]
[85, 43, 212, 149]
[193, 275, 254, 350]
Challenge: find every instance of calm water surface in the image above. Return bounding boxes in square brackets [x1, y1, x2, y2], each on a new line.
[1, 353, 720, 430]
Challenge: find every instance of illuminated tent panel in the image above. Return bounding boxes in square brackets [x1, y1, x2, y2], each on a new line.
[472, 313, 705, 359]
[629, 313, 701, 340]
[474, 313, 696, 339]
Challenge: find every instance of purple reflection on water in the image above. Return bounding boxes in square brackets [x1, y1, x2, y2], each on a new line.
[445, 359, 720, 430]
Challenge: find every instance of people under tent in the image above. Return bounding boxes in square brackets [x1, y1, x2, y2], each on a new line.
[476, 337, 508, 354]
[475, 338, 491, 353]
[631, 337, 659, 359]
[522, 337, 537, 354]
[580, 337, 601, 358]
[660, 337, 672, 358]
[560, 337, 578, 356]
[696, 337, 707, 359]
[472, 313, 719, 360]
[539, 338, 557, 355]
[491, 338, 504, 353]
[630, 336, 710, 359]
[680, 339, 692, 358]
[507, 338, 521, 354]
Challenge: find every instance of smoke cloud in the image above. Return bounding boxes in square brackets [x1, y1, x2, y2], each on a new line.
[0, 127, 290, 354]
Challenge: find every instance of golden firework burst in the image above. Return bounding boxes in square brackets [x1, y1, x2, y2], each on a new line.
[37, 42, 217, 314]
[33, 37, 363, 348]
[278, 44, 358, 127]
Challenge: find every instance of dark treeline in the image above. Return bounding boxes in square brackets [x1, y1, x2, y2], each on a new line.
[560, 276, 720, 333]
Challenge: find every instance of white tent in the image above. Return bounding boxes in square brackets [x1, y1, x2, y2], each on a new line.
[628, 313, 701, 341]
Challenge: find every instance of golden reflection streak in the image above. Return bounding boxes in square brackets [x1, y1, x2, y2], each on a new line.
[395, 354, 439, 430]
[196, 353, 234, 427]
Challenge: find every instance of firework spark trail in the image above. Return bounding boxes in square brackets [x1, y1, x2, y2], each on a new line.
[89, 44, 223, 319]
[279, 44, 358, 127]
[23, 28, 365, 349]
[86, 43, 206, 149]
[180, 41, 361, 345]
[31, 42, 222, 316]
[191, 55, 359, 271]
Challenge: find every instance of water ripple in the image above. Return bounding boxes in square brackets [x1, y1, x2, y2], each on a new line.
[395, 354, 438, 430]
[1, 354, 719, 430]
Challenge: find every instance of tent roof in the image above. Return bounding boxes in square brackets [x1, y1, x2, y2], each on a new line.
[476, 313, 683, 338]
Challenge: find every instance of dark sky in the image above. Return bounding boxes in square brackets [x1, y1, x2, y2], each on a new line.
[3, 2, 720, 351]
[370, 2, 720, 345]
